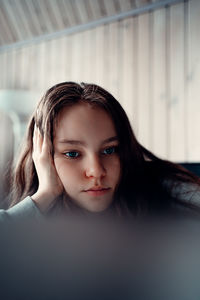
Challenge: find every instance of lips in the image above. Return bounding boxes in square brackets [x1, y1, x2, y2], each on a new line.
[85, 187, 110, 192]
[84, 187, 111, 196]
[85, 185, 110, 192]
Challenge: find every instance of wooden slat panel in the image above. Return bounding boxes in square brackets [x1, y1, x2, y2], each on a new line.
[62, 35, 73, 83]
[105, 22, 120, 99]
[137, 13, 151, 149]
[20, 46, 31, 89]
[1, 0, 22, 41]
[21, 0, 41, 36]
[14, 0, 33, 38]
[13, 48, 22, 89]
[79, 29, 94, 82]
[118, 0, 132, 11]
[84, 0, 95, 20]
[30, 0, 48, 33]
[103, 0, 117, 15]
[0, 0, 200, 164]
[22, 0, 43, 35]
[0, 52, 8, 89]
[112, 0, 122, 13]
[135, 0, 150, 8]
[62, 0, 77, 26]
[119, 17, 138, 133]
[36, 0, 55, 32]
[4, 49, 14, 89]
[69, 31, 84, 82]
[187, 0, 200, 161]
[100, 23, 111, 91]
[48, 0, 66, 30]
[55, 0, 71, 28]
[38, 41, 50, 89]
[82, 27, 98, 83]
[97, 0, 107, 17]
[56, 36, 69, 84]
[151, 8, 167, 159]
[28, 45, 38, 90]
[42, 0, 60, 31]
[67, 0, 82, 24]
[43, 39, 57, 88]
[88, 0, 102, 19]
[34, 42, 46, 90]
[0, 52, 7, 88]
[6, 0, 30, 39]
[129, 0, 138, 8]
[0, 5, 15, 44]
[0, 0, 158, 48]
[169, 2, 185, 161]
[73, 0, 90, 24]
[94, 24, 105, 85]
[47, 38, 63, 86]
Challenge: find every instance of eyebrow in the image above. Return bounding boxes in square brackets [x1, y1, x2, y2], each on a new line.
[57, 136, 119, 146]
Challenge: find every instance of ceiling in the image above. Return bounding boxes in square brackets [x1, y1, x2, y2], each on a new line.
[0, 0, 180, 49]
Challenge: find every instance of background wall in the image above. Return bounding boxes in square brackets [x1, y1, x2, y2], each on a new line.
[0, 0, 199, 205]
[1, 0, 199, 162]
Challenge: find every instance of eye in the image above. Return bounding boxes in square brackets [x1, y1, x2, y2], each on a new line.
[64, 151, 80, 159]
[102, 146, 118, 155]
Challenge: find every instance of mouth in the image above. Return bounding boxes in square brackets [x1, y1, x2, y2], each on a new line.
[84, 187, 111, 196]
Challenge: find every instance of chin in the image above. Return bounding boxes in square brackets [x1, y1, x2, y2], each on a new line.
[84, 202, 111, 213]
[69, 195, 113, 213]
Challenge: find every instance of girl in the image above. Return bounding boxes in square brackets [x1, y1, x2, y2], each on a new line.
[2, 82, 200, 220]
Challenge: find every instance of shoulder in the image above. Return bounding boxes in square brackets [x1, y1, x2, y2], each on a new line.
[162, 179, 200, 214]
[166, 180, 200, 201]
[0, 196, 43, 222]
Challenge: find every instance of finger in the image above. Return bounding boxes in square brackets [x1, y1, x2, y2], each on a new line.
[33, 124, 37, 152]
[37, 128, 43, 153]
[42, 131, 51, 155]
[32, 125, 39, 163]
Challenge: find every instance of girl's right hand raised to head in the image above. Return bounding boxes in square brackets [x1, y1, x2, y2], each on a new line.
[31, 125, 64, 212]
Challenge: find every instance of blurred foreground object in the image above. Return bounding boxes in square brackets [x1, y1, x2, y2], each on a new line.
[0, 215, 200, 300]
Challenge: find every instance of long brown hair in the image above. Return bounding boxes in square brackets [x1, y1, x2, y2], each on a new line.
[10, 82, 200, 215]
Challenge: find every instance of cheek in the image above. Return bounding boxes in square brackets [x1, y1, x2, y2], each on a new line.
[106, 156, 121, 179]
[54, 157, 81, 183]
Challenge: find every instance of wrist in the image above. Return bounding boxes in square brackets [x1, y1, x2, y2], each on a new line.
[31, 192, 56, 213]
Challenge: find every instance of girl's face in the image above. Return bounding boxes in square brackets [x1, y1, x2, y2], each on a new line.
[53, 103, 121, 212]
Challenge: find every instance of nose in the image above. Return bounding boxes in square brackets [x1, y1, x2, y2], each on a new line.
[85, 154, 106, 180]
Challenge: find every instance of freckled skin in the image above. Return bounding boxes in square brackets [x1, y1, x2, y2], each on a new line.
[53, 103, 121, 212]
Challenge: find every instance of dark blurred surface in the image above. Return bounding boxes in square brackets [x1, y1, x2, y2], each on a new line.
[0, 216, 200, 300]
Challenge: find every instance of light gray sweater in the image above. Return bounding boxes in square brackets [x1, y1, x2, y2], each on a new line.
[0, 196, 43, 222]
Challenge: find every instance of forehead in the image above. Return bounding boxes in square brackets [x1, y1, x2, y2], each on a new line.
[54, 103, 116, 140]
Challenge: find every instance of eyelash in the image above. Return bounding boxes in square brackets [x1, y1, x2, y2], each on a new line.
[63, 146, 119, 159]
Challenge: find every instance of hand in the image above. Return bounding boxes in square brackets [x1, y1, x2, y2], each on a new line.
[31, 125, 64, 212]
